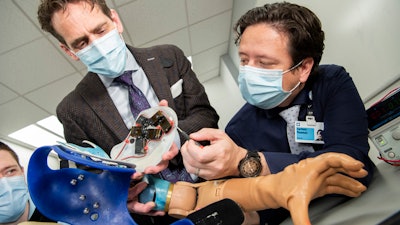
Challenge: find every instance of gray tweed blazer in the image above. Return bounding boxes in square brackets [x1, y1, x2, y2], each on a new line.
[56, 44, 219, 154]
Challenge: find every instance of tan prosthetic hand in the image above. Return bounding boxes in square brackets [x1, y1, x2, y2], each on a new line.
[141, 153, 367, 225]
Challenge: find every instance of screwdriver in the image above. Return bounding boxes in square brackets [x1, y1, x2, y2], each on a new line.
[177, 127, 203, 147]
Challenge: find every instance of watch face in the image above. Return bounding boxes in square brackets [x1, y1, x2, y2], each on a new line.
[240, 157, 261, 177]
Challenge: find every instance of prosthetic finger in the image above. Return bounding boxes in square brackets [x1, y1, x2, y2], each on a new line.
[312, 153, 365, 174]
[287, 198, 312, 225]
[320, 173, 366, 197]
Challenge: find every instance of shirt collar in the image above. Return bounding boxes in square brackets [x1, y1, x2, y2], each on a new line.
[265, 88, 310, 118]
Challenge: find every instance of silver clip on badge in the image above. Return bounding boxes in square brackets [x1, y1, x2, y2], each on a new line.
[306, 115, 316, 126]
[295, 90, 324, 144]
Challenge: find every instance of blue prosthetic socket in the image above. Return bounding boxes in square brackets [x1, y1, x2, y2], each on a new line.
[28, 145, 194, 225]
[139, 175, 172, 211]
[28, 145, 137, 225]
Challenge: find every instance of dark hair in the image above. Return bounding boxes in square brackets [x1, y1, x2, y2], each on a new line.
[0, 141, 21, 167]
[37, 0, 112, 46]
[234, 2, 325, 73]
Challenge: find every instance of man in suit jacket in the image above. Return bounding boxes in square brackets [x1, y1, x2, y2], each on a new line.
[37, 0, 219, 224]
[56, 44, 218, 155]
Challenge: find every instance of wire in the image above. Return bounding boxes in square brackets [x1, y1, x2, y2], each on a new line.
[370, 87, 400, 107]
[114, 131, 132, 160]
[378, 156, 400, 166]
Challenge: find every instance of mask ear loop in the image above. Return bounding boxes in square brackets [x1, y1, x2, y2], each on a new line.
[283, 60, 304, 74]
[283, 60, 304, 93]
[288, 82, 301, 92]
[112, 22, 126, 43]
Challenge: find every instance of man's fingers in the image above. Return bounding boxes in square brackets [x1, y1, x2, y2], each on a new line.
[189, 128, 225, 143]
[132, 171, 144, 180]
[162, 143, 178, 161]
[128, 200, 156, 214]
[158, 99, 168, 107]
[127, 181, 148, 200]
[142, 143, 178, 174]
[127, 200, 166, 216]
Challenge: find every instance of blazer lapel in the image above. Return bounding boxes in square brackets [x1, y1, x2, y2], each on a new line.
[128, 46, 175, 107]
[78, 74, 129, 140]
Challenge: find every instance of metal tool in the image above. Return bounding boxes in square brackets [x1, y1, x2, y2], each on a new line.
[177, 127, 203, 147]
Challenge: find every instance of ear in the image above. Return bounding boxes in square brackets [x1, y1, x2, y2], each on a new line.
[60, 43, 80, 61]
[110, 9, 124, 34]
[298, 57, 314, 83]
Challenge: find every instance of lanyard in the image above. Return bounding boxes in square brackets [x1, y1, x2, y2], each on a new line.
[306, 90, 316, 125]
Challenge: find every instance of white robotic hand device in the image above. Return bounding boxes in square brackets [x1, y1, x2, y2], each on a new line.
[110, 106, 178, 172]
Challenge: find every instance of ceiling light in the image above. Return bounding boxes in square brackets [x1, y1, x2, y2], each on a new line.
[8, 115, 65, 148]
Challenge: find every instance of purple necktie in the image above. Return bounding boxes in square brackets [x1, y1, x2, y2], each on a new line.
[114, 71, 151, 118]
[159, 166, 195, 183]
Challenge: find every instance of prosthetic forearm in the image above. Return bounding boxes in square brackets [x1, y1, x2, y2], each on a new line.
[140, 153, 368, 225]
[140, 174, 301, 218]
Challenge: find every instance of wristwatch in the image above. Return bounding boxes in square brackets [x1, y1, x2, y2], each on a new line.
[238, 150, 262, 177]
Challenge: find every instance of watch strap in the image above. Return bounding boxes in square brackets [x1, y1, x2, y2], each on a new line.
[246, 150, 260, 159]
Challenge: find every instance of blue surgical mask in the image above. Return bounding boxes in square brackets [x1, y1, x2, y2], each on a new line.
[75, 28, 127, 78]
[238, 61, 303, 109]
[0, 175, 29, 223]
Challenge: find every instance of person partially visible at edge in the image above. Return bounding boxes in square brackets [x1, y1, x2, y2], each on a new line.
[180, 2, 375, 224]
[0, 141, 54, 224]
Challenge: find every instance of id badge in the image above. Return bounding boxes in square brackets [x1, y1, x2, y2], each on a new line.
[295, 117, 324, 144]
